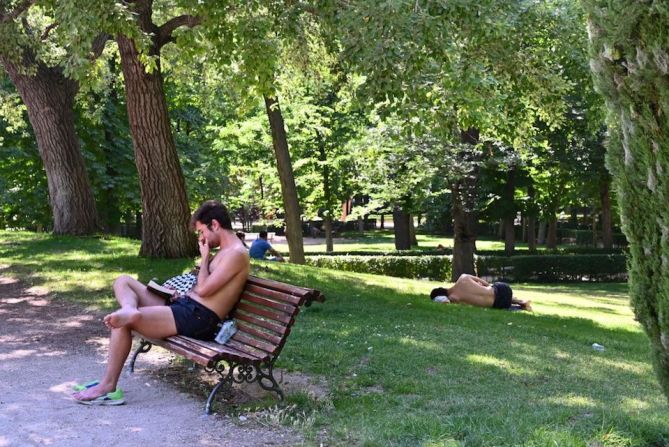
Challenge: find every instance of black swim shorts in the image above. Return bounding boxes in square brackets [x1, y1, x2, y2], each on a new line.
[492, 282, 513, 309]
[168, 296, 221, 340]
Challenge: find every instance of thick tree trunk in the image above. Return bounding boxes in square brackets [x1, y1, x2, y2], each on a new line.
[451, 128, 480, 280]
[547, 216, 558, 249]
[393, 206, 411, 250]
[380, 214, 385, 229]
[117, 36, 195, 257]
[600, 178, 613, 249]
[263, 95, 305, 264]
[1, 57, 99, 235]
[357, 216, 365, 233]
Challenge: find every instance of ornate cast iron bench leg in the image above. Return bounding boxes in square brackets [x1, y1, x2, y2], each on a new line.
[257, 361, 284, 400]
[204, 360, 235, 415]
[128, 339, 152, 373]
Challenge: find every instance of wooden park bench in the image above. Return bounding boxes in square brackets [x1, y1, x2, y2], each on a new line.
[128, 275, 325, 414]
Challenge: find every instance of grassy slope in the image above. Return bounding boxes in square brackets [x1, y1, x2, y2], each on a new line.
[0, 231, 666, 446]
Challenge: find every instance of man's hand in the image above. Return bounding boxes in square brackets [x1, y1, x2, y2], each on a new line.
[198, 237, 210, 260]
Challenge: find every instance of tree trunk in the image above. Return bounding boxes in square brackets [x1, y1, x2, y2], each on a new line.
[503, 168, 516, 256]
[324, 216, 333, 253]
[547, 216, 558, 249]
[117, 36, 195, 258]
[1, 56, 99, 235]
[380, 214, 385, 229]
[600, 178, 613, 249]
[527, 183, 537, 251]
[263, 95, 305, 264]
[393, 206, 411, 250]
[537, 221, 546, 245]
[451, 127, 480, 280]
[357, 216, 365, 233]
[316, 130, 334, 253]
[409, 214, 418, 246]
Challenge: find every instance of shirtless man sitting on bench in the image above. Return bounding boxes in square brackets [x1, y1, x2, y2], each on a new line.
[72, 200, 249, 405]
[430, 274, 532, 311]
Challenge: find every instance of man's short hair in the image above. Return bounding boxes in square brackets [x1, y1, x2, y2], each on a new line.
[430, 287, 449, 300]
[190, 200, 232, 230]
[259, 230, 268, 239]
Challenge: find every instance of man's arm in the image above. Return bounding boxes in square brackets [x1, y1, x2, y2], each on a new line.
[194, 249, 248, 298]
[471, 276, 490, 287]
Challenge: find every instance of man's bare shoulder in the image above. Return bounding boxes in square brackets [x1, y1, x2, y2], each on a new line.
[213, 246, 250, 269]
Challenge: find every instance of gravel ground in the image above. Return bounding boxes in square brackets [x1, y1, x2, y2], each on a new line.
[0, 275, 303, 447]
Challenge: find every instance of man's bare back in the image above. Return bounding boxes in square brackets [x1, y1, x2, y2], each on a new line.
[430, 274, 532, 311]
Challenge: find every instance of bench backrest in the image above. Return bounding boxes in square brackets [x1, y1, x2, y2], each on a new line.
[225, 276, 323, 361]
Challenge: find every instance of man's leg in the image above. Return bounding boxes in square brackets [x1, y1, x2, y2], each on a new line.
[104, 275, 167, 329]
[73, 306, 177, 401]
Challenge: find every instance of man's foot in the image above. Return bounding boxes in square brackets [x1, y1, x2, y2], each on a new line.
[519, 300, 533, 311]
[103, 308, 140, 329]
[72, 383, 116, 402]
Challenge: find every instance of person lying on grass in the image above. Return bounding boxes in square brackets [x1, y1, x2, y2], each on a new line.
[72, 200, 250, 406]
[430, 274, 532, 311]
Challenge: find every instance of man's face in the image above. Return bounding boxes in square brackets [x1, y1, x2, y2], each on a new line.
[195, 221, 220, 248]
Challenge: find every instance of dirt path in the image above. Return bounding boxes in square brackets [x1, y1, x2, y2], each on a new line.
[0, 276, 301, 446]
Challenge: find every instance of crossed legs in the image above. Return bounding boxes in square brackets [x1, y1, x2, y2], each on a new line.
[73, 275, 178, 402]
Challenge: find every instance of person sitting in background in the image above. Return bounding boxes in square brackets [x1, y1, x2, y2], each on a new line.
[430, 274, 532, 311]
[249, 231, 284, 261]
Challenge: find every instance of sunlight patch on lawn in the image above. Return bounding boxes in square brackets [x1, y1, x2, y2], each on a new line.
[545, 393, 597, 408]
[465, 354, 527, 376]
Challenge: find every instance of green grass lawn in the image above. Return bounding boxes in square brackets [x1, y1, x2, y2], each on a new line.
[0, 231, 666, 446]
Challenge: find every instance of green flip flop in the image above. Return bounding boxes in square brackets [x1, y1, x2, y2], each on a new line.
[77, 389, 125, 406]
[72, 380, 100, 392]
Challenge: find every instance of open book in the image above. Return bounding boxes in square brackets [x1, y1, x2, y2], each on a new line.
[147, 280, 176, 301]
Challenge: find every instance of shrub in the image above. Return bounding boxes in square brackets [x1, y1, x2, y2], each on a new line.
[305, 255, 452, 281]
[476, 254, 627, 282]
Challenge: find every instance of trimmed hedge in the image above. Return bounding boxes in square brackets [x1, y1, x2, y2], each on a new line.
[305, 255, 452, 281]
[309, 246, 625, 257]
[305, 253, 627, 282]
[477, 254, 627, 282]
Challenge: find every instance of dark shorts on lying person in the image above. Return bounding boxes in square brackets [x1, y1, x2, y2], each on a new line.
[492, 282, 513, 309]
[168, 295, 221, 340]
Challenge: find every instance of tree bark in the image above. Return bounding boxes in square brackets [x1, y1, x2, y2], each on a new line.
[527, 183, 537, 251]
[409, 214, 418, 246]
[600, 178, 613, 249]
[451, 127, 480, 280]
[547, 216, 558, 249]
[316, 131, 334, 253]
[393, 206, 411, 250]
[117, 36, 195, 257]
[263, 95, 305, 264]
[537, 220, 547, 245]
[503, 167, 516, 256]
[1, 56, 99, 235]
[380, 214, 385, 229]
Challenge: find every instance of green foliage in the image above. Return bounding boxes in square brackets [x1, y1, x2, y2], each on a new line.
[306, 254, 452, 281]
[477, 254, 627, 282]
[582, 0, 669, 398]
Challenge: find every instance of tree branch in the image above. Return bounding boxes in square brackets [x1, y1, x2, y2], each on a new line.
[40, 23, 58, 41]
[157, 14, 201, 48]
[0, 0, 36, 23]
[90, 33, 110, 60]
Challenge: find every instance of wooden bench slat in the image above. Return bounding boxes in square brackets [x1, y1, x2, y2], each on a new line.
[225, 338, 272, 360]
[231, 331, 278, 355]
[236, 302, 293, 325]
[236, 320, 283, 345]
[244, 284, 303, 306]
[240, 292, 297, 314]
[233, 312, 288, 336]
[246, 277, 312, 297]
